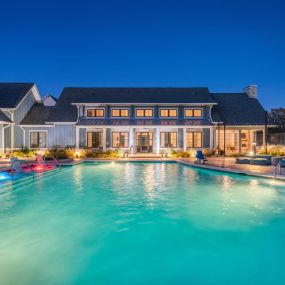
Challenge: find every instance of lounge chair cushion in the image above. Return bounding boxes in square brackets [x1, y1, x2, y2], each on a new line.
[250, 158, 271, 166]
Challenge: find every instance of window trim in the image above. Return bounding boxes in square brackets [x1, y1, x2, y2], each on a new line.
[184, 108, 203, 118]
[110, 108, 130, 118]
[86, 108, 105, 118]
[29, 130, 48, 149]
[186, 131, 203, 148]
[160, 131, 178, 148]
[112, 132, 129, 148]
[135, 108, 154, 118]
[159, 108, 178, 118]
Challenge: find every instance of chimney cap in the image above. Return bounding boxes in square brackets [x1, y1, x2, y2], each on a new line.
[243, 85, 257, 98]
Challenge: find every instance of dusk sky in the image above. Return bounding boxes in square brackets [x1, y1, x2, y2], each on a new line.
[0, 0, 284, 110]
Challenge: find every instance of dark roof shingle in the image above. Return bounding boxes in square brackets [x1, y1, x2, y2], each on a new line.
[0, 83, 34, 108]
[47, 87, 215, 122]
[0, 110, 12, 123]
[211, 93, 266, 125]
[63, 87, 215, 104]
[20, 105, 54, 125]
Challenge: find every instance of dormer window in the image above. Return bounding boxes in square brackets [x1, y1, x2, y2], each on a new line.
[111, 109, 129, 117]
[87, 108, 105, 117]
[184, 108, 203, 118]
[160, 108, 177, 118]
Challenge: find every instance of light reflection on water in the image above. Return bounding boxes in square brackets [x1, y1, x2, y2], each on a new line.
[0, 162, 285, 285]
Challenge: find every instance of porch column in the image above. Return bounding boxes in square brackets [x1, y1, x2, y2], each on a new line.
[156, 128, 160, 155]
[250, 130, 255, 152]
[238, 130, 242, 153]
[102, 128, 106, 151]
[210, 126, 214, 149]
[129, 127, 134, 154]
[263, 126, 267, 153]
[183, 128, 187, 151]
[76, 127, 80, 149]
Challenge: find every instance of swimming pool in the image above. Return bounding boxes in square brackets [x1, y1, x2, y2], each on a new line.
[0, 162, 285, 285]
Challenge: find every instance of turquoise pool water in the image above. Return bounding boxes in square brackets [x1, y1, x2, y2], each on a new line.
[1, 162, 285, 285]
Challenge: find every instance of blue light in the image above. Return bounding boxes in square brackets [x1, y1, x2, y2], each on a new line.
[0, 172, 11, 181]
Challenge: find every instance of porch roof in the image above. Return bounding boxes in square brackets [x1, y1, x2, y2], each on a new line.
[75, 118, 212, 126]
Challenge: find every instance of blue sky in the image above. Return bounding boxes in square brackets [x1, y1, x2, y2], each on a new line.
[0, 0, 284, 110]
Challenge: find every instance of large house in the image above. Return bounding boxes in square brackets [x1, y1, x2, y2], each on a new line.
[0, 83, 267, 155]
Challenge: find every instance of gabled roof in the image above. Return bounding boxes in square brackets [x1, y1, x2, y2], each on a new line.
[211, 93, 266, 125]
[0, 110, 12, 123]
[48, 87, 216, 123]
[20, 104, 54, 125]
[65, 87, 216, 104]
[0, 83, 35, 108]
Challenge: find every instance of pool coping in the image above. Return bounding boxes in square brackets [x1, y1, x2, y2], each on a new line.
[65, 158, 285, 181]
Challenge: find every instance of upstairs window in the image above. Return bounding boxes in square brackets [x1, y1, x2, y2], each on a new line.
[136, 109, 153, 117]
[160, 109, 177, 117]
[30, 132, 47, 148]
[185, 108, 203, 118]
[111, 109, 129, 117]
[87, 109, 105, 117]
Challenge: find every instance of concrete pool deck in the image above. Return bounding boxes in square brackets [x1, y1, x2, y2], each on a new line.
[1, 156, 284, 181]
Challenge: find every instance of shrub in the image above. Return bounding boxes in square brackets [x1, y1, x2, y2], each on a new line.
[259, 145, 285, 156]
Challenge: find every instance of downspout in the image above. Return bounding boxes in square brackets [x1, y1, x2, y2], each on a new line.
[217, 123, 220, 154]
[19, 126, 26, 149]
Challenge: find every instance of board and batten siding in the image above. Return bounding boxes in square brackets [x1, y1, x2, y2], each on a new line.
[203, 128, 210, 148]
[23, 125, 76, 148]
[13, 89, 37, 149]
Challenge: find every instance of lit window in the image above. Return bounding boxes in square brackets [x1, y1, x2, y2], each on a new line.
[111, 109, 129, 117]
[136, 109, 153, 117]
[112, 132, 129, 148]
[87, 109, 105, 117]
[30, 132, 47, 148]
[186, 132, 202, 148]
[185, 109, 203, 118]
[87, 132, 102, 148]
[160, 109, 177, 117]
[160, 132, 177, 148]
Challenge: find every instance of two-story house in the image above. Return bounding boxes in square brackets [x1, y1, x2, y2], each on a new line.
[19, 86, 267, 155]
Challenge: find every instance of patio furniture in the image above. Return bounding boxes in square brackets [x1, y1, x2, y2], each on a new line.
[250, 158, 271, 166]
[195, 150, 207, 164]
[236, 157, 252, 164]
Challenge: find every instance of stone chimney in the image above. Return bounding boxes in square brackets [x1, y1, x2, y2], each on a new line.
[243, 85, 257, 98]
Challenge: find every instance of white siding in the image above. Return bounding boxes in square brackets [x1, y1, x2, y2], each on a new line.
[23, 125, 76, 149]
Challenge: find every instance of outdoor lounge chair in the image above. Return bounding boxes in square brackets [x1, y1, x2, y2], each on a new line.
[195, 150, 207, 164]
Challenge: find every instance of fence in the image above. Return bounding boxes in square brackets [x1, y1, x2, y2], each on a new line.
[256, 132, 285, 146]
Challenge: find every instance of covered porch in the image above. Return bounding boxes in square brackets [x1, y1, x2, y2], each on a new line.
[215, 125, 266, 155]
